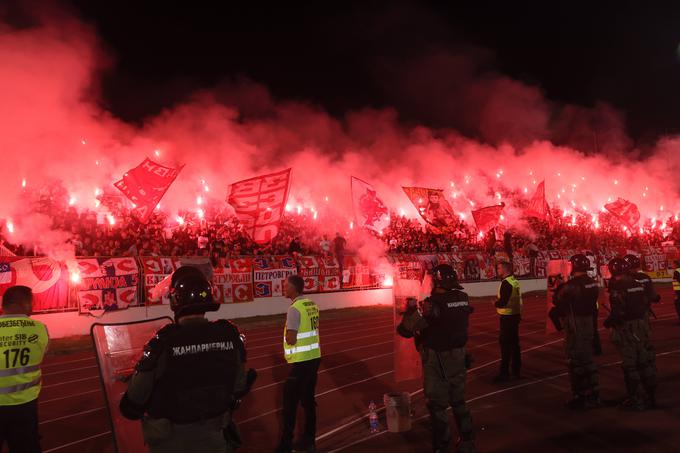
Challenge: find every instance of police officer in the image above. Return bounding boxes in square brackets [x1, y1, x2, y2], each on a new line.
[493, 260, 522, 382]
[623, 254, 661, 318]
[277, 275, 321, 453]
[672, 259, 680, 322]
[549, 255, 601, 409]
[604, 258, 656, 410]
[120, 268, 248, 453]
[0, 286, 49, 453]
[397, 264, 475, 453]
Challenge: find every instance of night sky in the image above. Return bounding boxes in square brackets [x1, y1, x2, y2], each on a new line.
[13, 1, 680, 146]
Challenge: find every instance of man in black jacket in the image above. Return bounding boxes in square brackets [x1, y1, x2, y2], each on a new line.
[398, 264, 475, 453]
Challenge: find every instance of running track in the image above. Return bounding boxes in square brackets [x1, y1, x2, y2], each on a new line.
[28, 286, 680, 452]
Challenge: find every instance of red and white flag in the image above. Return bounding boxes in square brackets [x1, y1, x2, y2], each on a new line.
[402, 186, 455, 228]
[525, 180, 550, 219]
[227, 168, 291, 244]
[114, 158, 184, 223]
[351, 177, 389, 233]
[605, 197, 640, 228]
[472, 203, 505, 232]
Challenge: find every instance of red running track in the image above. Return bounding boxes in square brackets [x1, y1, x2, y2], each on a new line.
[23, 288, 680, 452]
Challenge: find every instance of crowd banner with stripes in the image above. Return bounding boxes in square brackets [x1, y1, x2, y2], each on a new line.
[139, 256, 182, 305]
[253, 255, 297, 298]
[298, 256, 341, 292]
[213, 258, 254, 303]
[0, 257, 71, 313]
[76, 257, 140, 313]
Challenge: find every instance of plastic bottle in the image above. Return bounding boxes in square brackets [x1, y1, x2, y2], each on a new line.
[368, 400, 380, 433]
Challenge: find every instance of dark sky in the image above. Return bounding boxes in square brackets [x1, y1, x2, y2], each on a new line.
[56, 1, 680, 144]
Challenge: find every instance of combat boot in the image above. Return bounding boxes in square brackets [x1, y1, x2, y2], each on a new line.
[620, 375, 645, 411]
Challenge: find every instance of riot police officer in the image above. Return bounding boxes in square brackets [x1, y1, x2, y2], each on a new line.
[604, 258, 656, 410]
[397, 264, 475, 453]
[623, 254, 661, 317]
[549, 254, 601, 409]
[120, 267, 249, 452]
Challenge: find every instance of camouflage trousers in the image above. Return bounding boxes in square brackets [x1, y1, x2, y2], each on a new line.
[610, 319, 656, 406]
[562, 315, 599, 397]
[422, 347, 475, 453]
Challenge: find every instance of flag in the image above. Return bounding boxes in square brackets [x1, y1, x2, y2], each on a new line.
[351, 177, 389, 233]
[227, 168, 291, 244]
[114, 158, 184, 223]
[525, 180, 550, 219]
[472, 203, 505, 232]
[402, 186, 455, 228]
[605, 198, 640, 228]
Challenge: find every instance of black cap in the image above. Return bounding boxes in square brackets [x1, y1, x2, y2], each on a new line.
[569, 254, 592, 273]
[170, 271, 219, 317]
[432, 264, 463, 290]
[608, 257, 629, 277]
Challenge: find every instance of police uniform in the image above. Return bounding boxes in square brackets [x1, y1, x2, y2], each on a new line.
[495, 275, 522, 379]
[551, 275, 600, 406]
[399, 267, 475, 453]
[120, 270, 247, 453]
[278, 297, 321, 453]
[0, 314, 49, 453]
[605, 273, 656, 409]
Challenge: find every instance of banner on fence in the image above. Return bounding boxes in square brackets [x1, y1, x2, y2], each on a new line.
[341, 255, 373, 289]
[76, 257, 140, 313]
[0, 257, 71, 312]
[140, 257, 182, 305]
[253, 256, 297, 298]
[298, 256, 341, 292]
[213, 258, 254, 303]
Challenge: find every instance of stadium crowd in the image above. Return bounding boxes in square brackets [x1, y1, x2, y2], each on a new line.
[1, 198, 678, 259]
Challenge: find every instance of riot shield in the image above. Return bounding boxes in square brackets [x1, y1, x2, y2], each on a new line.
[546, 260, 570, 334]
[393, 277, 426, 382]
[91, 317, 173, 453]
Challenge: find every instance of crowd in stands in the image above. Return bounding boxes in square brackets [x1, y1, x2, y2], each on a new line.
[1, 187, 678, 259]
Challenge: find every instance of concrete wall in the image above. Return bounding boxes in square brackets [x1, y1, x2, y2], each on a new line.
[35, 279, 548, 339]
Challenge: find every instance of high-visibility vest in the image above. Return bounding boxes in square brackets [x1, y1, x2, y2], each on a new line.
[284, 298, 320, 363]
[496, 276, 523, 316]
[673, 268, 680, 291]
[0, 316, 49, 405]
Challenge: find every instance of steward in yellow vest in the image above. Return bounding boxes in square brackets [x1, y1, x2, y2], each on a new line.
[277, 275, 321, 453]
[0, 285, 49, 453]
[493, 261, 522, 383]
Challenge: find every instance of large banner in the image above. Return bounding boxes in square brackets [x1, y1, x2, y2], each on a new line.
[605, 197, 640, 229]
[402, 186, 455, 228]
[139, 256, 182, 305]
[0, 257, 71, 312]
[76, 257, 140, 313]
[114, 158, 184, 223]
[213, 258, 254, 303]
[252, 256, 296, 298]
[298, 256, 341, 292]
[341, 255, 373, 289]
[351, 177, 390, 233]
[227, 168, 291, 244]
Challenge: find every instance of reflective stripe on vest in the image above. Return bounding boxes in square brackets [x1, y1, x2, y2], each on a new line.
[496, 276, 523, 316]
[0, 316, 48, 405]
[284, 298, 321, 363]
[673, 268, 680, 291]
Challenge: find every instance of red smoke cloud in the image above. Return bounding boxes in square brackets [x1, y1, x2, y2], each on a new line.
[0, 8, 678, 255]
